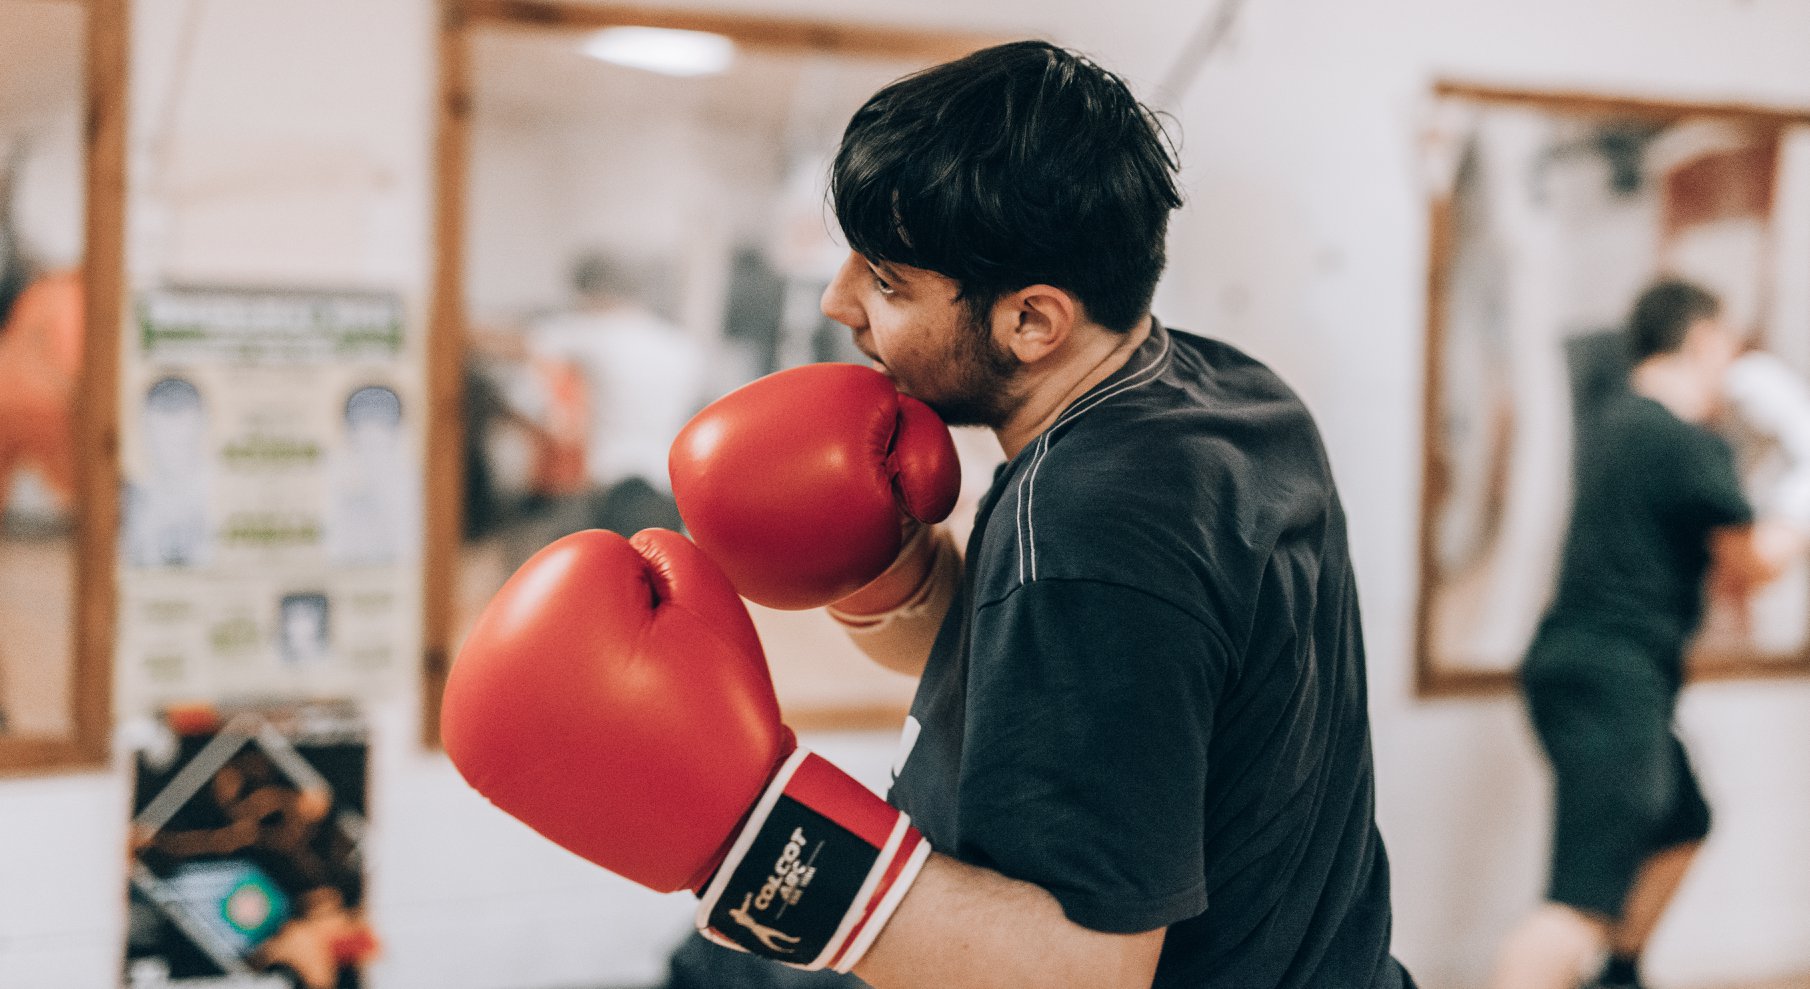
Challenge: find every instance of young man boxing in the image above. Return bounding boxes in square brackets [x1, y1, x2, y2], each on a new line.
[445, 40, 1412, 989]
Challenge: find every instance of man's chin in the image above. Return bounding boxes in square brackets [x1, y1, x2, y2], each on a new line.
[921, 396, 1000, 430]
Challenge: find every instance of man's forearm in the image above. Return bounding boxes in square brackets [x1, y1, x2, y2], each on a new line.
[1711, 520, 1808, 599]
[1752, 518, 1810, 580]
[853, 854, 1165, 989]
[829, 524, 962, 677]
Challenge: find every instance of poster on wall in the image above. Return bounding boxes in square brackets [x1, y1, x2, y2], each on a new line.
[124, 701, 377, 989]
[117, 287, 420, 714]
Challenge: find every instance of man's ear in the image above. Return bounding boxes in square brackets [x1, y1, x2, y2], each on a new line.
[994, 284, 1079, 364]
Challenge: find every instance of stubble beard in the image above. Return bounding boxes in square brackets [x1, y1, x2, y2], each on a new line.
[916, 311, 1023, 430]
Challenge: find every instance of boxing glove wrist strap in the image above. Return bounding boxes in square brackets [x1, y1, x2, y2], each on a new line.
[829, 524, 959, 628]
[696, 748, 930, 972]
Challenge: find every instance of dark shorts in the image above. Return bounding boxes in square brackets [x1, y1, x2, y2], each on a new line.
[1521, 628, 1711, 921]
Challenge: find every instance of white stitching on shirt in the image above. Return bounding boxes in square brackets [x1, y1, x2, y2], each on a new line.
[1024, 431, 1051, 581]
[1018, 330, 1174, 583]
[1015, 447, 1029, 584]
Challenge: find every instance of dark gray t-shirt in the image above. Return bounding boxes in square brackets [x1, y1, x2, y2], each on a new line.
[888, 322, 1407, 989]
[1540, 390, 1752, 684]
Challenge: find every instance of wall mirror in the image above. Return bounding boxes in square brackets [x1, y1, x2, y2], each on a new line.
[1418, 82, 1810, 695]
[424, 0, 1000, 742]
[0, 0, 125, 770]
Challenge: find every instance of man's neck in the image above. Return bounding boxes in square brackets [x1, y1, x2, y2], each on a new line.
[1631, 355, 1713, 423]
[994, 316, 1153, 458]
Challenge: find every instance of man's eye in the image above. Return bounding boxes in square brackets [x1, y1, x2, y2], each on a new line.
[871, 273, 895, 296]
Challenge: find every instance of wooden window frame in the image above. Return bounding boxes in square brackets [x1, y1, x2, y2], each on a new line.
[0, 0, 127, 773]
[1415, 81, 1810, 698]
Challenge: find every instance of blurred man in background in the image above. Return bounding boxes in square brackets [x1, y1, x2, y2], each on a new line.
[1492, 280, 1805, 989]
[527, 250, 705, 535]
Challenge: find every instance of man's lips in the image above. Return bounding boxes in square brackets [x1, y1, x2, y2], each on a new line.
[860, 354, 893, 381]
[853, 342, 884, 371]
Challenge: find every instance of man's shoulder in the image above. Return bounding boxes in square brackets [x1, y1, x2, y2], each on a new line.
[966, 325, 1335, 606]
[1165, 326, 1303, 404]
[970, 428, 1289, 620]
[1599, 391, 1730, 462]
[1041, 329, 1333, 523]
[1047, 326, 1316, 460]
[1601, 390, 1691, 436]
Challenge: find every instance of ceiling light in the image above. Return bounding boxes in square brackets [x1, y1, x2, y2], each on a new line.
[581, 26, 734, 78]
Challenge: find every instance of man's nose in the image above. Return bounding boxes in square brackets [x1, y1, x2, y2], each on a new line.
[820, 253, 865, 329]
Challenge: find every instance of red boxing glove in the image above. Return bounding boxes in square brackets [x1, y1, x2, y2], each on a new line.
[670, 363, 960, 610]
[441, 529, 929, 971]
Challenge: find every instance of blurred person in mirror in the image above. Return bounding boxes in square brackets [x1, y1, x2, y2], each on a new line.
[0, 266, 81, 522]
[525, 250, 705, 536]
[1491, 279, 1807, 989]
[0, 262, 79, 735]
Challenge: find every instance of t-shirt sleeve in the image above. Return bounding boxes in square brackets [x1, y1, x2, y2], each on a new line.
[957, 577, 1226, 934]
[1658, 428, 1753, 529]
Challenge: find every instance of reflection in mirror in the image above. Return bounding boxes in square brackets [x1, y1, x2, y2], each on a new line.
[0, 0, 86, 740]
[1418, 85, 1810, 694]
[436, 12, 1000, 734]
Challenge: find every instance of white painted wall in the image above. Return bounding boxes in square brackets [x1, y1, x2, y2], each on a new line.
[3, 103, 84, 269]
[0, 0, 85, 268]
[3, 1, 1810, 988]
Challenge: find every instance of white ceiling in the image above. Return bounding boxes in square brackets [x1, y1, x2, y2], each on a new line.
[470, 27, 922, 141]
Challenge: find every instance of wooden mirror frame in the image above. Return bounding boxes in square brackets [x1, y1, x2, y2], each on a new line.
[0, 0, 126, 772]
[421, 0, 999, 746]
[1415, 81, 1810, 698]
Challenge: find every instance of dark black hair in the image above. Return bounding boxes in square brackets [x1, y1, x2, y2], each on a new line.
[831, 40, 1182, 332]
[1626, 279, 1721, 362]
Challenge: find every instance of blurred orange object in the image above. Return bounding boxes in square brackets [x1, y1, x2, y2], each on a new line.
[530, 356, 589, 497]
[330, 925, 380, 965]
[255, 886, 381, 989]
[0, 268, 82, 515]
[163, 701, 222, 736]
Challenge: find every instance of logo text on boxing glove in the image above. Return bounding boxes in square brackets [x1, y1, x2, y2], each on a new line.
[755, 826, 817, 912]
[705, 792, 881, 962]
